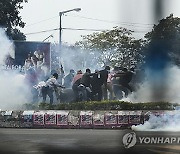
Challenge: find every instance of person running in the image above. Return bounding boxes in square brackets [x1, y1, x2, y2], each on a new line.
[100, 66, 110, 100]
[41, 73, 64, 104]
[91, 69, 103, 101]
[113, 67, 134, 98]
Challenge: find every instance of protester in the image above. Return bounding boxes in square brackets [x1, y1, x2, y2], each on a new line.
[56, 64, 65, 85]
[80, 68, 93, 100]
[80, 68, 92, 88]
[100, 66, 110, 100]
[102, 70, 115, 100]
[112, 67, 134, 98]
[91, 69, 103, 101]
[63, 69, 75, 88]
[41, 73, 64, 104]
[118, 68, 134, 93]
[72, 70, 83, 102]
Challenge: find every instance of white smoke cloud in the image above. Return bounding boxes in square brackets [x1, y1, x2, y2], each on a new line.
[132, 111, 180, 131]
[0, 28, 31, 110]
[123, 65, 180, 103]
[0, 28, 14, 64]
[127, 65, 180, 131]
[51, 45, 106, 75]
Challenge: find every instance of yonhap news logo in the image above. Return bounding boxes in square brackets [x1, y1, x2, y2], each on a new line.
[122, 132, 137, 148]
[122, 131, 180, 149]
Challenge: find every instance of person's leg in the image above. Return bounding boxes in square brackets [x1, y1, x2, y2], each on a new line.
[102, 84, 108, 100]
[107, 82, 115, 100]
[113, 84, 123, 100]
[41, 86, 47, 102]
[119, 85, 129, 97]
[47, 88, 54, 104]
[91, 87, 96, 101]
[72, 84, 79, 102]
[97, 87, 103, 101]
[121, 82, 133, 92]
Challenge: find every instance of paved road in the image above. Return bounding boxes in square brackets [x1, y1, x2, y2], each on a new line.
[0, 128, 180, 154]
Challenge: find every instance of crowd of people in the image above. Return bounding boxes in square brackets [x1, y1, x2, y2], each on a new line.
[70, 66, 135, 102]
[21, 45, 144, 104]
[24, 61, 138, 104]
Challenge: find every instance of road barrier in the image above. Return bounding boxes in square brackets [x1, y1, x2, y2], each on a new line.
[0, 110, 173, 128]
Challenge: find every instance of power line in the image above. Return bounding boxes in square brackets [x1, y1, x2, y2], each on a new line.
[23, 13, 153, 29]
[25, 27, 107, 35]
[62, 27, 107, 31]
[25, 27, 149, 36]
[65, 14, 154, 28]
[25, 28, 59, 35]
[25, 16, 58, 27]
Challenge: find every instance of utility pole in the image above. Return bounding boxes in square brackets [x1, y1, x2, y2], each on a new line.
[59, 8, 81, 52]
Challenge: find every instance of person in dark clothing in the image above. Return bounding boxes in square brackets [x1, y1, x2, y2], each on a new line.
[80, 68, 93, 101]
[113, 67, 134, 98]
[118, 68, 133, 92]
[63, 69, 75, 88]
[91, 69, 103, 101]
[80, 68, 92, 87]
[100, 66, 110, 100]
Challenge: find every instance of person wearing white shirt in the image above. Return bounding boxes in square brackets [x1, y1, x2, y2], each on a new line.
[41, 73, 64, 104]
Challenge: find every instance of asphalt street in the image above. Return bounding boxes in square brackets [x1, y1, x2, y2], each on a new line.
[0, 128, 180, 154]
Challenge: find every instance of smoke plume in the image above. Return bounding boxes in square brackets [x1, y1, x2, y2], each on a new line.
[129, 64, 180, 131]
[0, 28, 31, 110]
[123, 64, 180, 103]
[132, 111, 180, 131]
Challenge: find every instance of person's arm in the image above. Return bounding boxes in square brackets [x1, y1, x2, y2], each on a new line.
[112, 72, 125, 77]
[52, 78, 65, 88]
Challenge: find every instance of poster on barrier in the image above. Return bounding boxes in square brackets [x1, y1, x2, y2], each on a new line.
[68, 111, 80, 127]
[80, 111, 93, 126]
[57, 111, 69, 126]
[117, 111, 129, 124]
[144, 111, 151, 122]
[129, 111, 141, 124]
[22, 110, 34, 122]
[45, 111, 56, 125]
[105, 111, 117, 125]
[33, 111, 45, 126]
[3, 110, 13, 120]
[93, 111, 105, 126]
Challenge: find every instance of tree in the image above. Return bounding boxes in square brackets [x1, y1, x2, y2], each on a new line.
[75, 26, 145, 69]
[0, 0, 28, 40]
[144, 14, 180, 67]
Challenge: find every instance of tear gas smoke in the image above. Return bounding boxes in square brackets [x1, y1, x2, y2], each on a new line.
[0, 28, 31, 110]
[0, 29, 14, 64]
[132, 111, 180, 131]
[128, 65, 180, 131]
[123, 64, 180, 103]
[51, 45, 107, 74]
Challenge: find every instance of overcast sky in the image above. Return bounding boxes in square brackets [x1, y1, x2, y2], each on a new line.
[19, 0, 180, 44]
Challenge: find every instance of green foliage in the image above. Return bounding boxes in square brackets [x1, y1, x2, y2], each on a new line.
[144, 14, 180, 66]
[76, 26, 145, 68]
[23, 101, 174, 111]
[0, 0, 27, 40]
